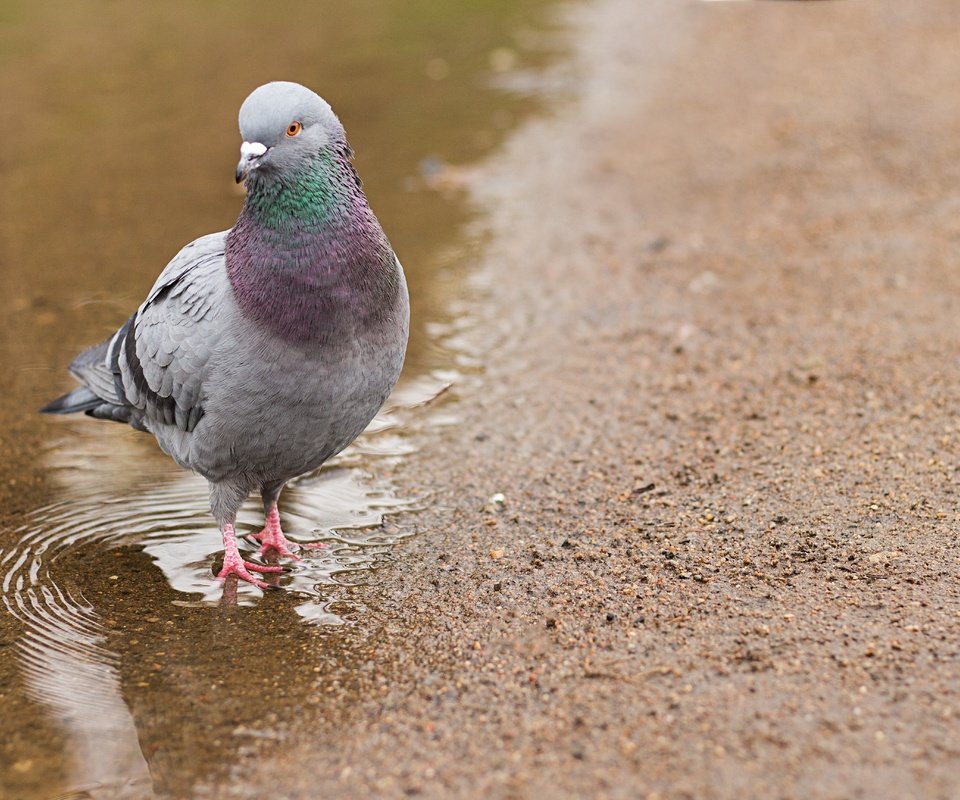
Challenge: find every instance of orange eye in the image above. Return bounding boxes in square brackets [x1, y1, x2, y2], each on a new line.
[286, 121, 302, 137]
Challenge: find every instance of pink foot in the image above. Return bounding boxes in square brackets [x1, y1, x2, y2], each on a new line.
[253, 506, 326, 560]
[217, 524, 283, 589]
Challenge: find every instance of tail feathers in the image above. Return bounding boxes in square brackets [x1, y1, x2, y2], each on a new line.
[68, 338, 111, 378]
[68, 335, 124, 404]
[87, 403, 144, 430]
[40, 387, 103, 415]
[41, 389, 144, 430]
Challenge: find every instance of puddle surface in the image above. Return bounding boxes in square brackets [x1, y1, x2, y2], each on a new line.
[0, 1, 567, 797]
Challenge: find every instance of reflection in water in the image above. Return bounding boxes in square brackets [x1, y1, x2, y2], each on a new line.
[0, 380, 442, 799]
[4, 497, 153, 800]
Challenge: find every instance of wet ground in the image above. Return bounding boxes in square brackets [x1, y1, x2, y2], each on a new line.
[3, 0, 960, 798]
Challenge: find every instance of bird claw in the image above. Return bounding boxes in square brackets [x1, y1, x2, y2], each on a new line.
[216, 559, 270, 589]
[253, 505, 326, 561]
[253, 530, 303, 561]
[215, 510, 322, 594]
[217, 523, 285, 589]
[243, 560, 285, 574]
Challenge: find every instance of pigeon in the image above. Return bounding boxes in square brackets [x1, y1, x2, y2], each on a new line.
[41, 81, 410, 589]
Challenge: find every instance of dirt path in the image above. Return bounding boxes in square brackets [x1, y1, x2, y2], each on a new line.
[242, 1, 959, 796]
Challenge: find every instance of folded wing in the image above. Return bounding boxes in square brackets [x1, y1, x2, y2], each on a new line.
[42, 231, 229, 435]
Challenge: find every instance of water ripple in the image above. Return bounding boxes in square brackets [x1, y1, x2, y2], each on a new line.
[0, 378, 448, 799]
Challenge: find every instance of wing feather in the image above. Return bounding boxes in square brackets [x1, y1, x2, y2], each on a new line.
[118, 231, 229, 432]
[52, 230, 231, 434]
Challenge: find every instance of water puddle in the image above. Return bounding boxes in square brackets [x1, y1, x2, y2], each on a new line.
[5, 417, 417, 620]
[1, 401, 425, 799]
[0, 0, 569, 797]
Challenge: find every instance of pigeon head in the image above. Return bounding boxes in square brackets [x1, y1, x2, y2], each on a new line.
[235, 81, 346, 184]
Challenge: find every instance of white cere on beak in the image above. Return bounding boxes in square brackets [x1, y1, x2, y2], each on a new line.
[236, 141, 269, 183]
[240, 141, 268, 159]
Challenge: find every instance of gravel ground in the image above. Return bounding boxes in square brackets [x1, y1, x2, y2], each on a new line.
[228, 0, 957, 796]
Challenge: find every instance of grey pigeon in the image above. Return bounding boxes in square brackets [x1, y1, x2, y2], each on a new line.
[42, 81, 409, 588]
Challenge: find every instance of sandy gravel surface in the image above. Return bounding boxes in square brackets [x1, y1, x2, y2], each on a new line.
[243, 1, 960, 797]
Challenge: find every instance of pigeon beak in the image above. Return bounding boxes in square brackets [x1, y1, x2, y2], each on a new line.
[236, 141, 268, 183]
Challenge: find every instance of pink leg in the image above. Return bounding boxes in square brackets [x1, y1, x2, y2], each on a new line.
[216, 524, 284, 589]
[253, 505, 326, 560]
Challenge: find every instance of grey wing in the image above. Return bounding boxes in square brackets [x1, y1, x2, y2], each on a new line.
[54, 231, 230, 433]
[117, 231, 230, 432]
